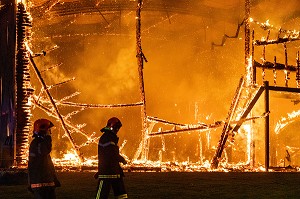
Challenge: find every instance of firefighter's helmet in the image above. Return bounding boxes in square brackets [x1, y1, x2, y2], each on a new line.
[107, 117, 122, 130]
[33, 119, 54, 134]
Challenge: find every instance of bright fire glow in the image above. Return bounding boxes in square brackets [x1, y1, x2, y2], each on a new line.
[275, 110, 300, 134]
[18, 1, 300, 173]
[246, 56, 253, 86]
[242, 124, 252, 164]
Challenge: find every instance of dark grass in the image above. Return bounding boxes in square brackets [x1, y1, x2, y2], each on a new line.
[1, 172, 300, 199]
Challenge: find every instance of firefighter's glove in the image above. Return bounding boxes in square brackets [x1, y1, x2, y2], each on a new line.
[93, 172, 99, 179]
[119, 156, 127, 165]
[54, 177, 61, 187]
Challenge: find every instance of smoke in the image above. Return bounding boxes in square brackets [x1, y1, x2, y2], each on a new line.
[30, 0, 300, 163]
[73, 37, 139, 104]
[251, 0, 300, 24]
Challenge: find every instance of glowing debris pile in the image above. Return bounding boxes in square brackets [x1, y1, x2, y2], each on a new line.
[50, 151, 299, 172]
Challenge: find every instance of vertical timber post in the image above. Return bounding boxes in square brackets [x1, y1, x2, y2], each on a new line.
[252, 30, 256, 84]
[264, 81, 270, 171]
[16, 2, 35, 166]
[136, 0, 148, 161]
[245, 0, 251, 83]
[250, 29, 256, 167]
[246, 0, 255, 167]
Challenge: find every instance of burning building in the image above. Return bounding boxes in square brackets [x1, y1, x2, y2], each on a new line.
[1, 0, 300, 171]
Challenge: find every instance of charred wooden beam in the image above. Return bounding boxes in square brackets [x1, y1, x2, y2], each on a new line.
[254, 37, 300, 46]
[254, 60, 297, 72]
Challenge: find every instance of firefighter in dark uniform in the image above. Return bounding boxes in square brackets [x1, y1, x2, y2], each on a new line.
[95, 117, 128, 199]
[28, 119, 61, 199]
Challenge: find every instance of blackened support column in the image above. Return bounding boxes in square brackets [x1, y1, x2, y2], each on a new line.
[264, 81, 270, 171]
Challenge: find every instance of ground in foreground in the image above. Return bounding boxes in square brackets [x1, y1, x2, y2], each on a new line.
[1, 171, 300, 198]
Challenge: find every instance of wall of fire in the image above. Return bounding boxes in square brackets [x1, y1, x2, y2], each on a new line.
[1, 0, 300, 169]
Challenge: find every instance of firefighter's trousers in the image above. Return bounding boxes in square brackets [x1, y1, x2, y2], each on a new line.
[32, 186, 56, 199]
[96, 177, 128, 199]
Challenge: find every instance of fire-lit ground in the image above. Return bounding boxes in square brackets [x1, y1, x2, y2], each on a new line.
[1, 171, 300, 199]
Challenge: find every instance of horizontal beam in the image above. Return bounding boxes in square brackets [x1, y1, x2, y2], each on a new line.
[268, 86, 300, 93]
[254, 60, 297, 72]
[254, 37, 300, 45]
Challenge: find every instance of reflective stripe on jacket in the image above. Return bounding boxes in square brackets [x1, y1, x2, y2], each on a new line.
[31, 182, 55, 188]
[98, 174, 121, 179]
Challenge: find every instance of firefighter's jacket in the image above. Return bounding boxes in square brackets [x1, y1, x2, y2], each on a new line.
[98, 128, 126, 178]
[28, 134, 57, 187]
